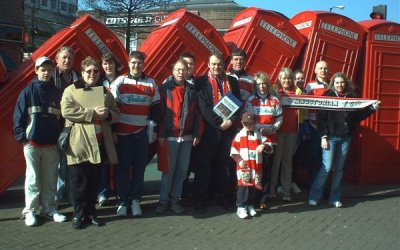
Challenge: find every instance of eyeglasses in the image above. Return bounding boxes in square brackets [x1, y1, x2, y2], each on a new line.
[84, 69, 99, 74]
[174, 68, 187, 73]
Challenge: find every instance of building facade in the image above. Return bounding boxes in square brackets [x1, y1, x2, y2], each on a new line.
[0, 0, 78, 70]
[103, 0, 245, 51]
[0, 0, 25, 70]
[24, 0, 78, 52]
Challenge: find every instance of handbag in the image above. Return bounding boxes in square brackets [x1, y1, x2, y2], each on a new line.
[58, 125, 72, 153]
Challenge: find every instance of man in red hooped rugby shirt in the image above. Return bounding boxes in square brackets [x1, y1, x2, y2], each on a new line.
[304, 61, 329, 183]
[111, 51, 161, 217]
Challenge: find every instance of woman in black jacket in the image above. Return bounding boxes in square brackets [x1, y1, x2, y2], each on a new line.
[308, 72, 380, 208]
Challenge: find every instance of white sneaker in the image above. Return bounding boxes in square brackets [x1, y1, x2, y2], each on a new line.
[236, 207, 248, 219]
[332, 201, 342, 208]
[277, 186, 283, 194]
[131, 200, 142, 217]
[51, 212, 67, 222]
[25, 211, 37, 226]
[98, 196, 108, 206]
[291, 182, 302, 194]
[247, 206, 257, 217]
[117, 205, 127, 217]
[308, 200, 317, 206]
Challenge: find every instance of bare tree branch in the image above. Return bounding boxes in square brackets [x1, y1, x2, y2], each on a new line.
[80, 0, 184, 52]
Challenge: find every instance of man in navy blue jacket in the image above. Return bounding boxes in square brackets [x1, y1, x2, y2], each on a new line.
[13, 56, 67, 226]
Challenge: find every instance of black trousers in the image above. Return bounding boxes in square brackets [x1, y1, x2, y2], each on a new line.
[68, 161, 101, 219]
[236, 186, 255, 207]
[194, 127, 236, 207]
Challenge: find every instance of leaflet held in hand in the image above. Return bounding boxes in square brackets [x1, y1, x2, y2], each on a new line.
[213, 92, 242, 119]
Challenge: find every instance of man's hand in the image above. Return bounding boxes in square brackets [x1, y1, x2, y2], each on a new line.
[220, 119, 232, 130]
[193, 137, 200, 147]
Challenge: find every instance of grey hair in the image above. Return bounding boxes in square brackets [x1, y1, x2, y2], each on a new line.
[56, 46, 74, 58]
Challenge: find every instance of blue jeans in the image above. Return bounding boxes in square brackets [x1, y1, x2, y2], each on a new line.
[159, 140, 192, 204]
[309, 135, 352, 203]
[115, 128, 149, 206]
[308, 122, 322, 183]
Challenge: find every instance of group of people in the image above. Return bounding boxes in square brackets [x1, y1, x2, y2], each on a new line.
[13, 46, 380, 229]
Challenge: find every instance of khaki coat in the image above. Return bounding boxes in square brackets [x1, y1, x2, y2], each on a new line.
[61, 81, 120, 165]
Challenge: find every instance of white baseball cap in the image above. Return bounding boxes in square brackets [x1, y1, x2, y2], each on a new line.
[35, 56, 53, 68]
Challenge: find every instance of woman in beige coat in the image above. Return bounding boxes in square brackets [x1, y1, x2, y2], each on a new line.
[61, 56, 119, 229]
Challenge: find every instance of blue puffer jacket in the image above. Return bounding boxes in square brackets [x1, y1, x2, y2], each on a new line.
[13, 78, 62, 145]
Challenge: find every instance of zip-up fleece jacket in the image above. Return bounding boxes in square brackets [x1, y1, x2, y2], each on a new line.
[13, 78, 62, 144]
[158, 78, 200, 139]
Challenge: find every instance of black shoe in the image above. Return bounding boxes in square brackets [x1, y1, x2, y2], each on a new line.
[195, 205, 206, 214]
[72, 217, 83, 229]
[86, 216, 105, 227]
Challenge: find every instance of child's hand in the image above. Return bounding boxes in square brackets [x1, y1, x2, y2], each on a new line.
[260, 127, 272, 136]
[256, 144, 265, 153]
[239, 160, 247, 168]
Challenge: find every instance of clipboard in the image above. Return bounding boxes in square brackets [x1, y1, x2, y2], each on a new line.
[74, 86, 104, 108]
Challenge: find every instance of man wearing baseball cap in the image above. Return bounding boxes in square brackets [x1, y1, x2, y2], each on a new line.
[13, 56, 67, 226]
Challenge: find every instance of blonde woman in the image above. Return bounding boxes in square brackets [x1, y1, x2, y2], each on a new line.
[245, 71, 282, 208]
[270, 68, 302, 201]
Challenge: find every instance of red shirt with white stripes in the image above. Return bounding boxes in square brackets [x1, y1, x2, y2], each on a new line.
[245, 93, 283, 144]
[111, 74, 160, 135]
[94, 119, 104, 144]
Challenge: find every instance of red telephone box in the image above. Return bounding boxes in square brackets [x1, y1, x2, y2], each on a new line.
[0, 55, 7, 83]
[290, 11, 365, 83]
[224, 7, 306, 83]
[0, 14, 128, 194]
[346, 20, 400, 184]
[139, 8, 230, 85]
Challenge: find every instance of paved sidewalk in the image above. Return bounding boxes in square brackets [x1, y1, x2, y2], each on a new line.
[0, 181, 399, 250]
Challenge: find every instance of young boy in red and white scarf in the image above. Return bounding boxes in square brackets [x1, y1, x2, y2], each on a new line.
[230, 112, 273, 219]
